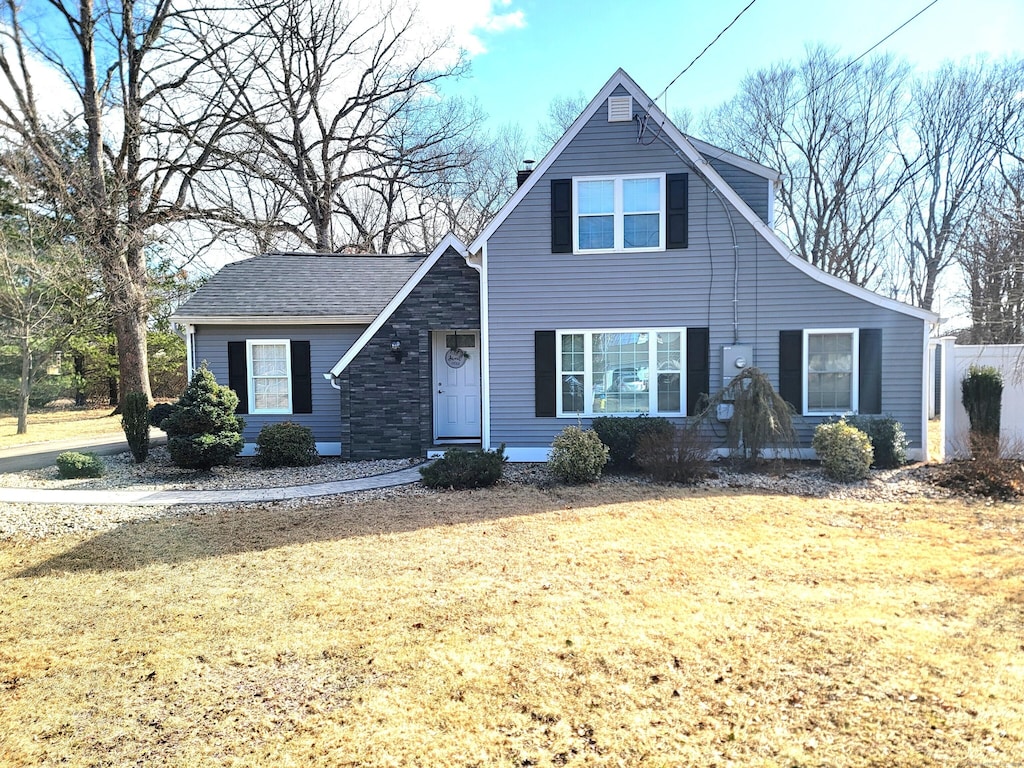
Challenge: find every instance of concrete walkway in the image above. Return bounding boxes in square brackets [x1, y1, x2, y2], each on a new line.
[0, 464, 426, 506]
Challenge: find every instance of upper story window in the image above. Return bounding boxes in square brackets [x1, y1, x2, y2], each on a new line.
[573, 174, 665, 253]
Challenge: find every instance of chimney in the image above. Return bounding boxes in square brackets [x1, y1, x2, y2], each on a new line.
[516, 159, 535, 188]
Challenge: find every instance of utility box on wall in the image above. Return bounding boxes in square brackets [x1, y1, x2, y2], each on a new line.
[721, 344, 753, 391]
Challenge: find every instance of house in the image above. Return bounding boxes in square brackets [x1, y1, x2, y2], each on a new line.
[174, 69, 937, 461]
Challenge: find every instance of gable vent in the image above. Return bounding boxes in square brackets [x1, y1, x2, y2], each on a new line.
[607, 96, 633, 122]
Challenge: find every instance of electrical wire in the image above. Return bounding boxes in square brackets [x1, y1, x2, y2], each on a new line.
[783, 0, 942, 112]
[653, 0, 760, 104]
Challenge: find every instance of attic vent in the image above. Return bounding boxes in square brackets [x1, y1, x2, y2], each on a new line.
[607, 96, 633, 122]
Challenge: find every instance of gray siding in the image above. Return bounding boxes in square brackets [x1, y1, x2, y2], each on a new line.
[191, 324, 363, 444]
[486, 92, 926, 452]
[705, 156, 771, 225]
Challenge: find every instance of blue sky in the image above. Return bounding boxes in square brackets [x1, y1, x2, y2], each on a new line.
[451, 0, 1024, 152]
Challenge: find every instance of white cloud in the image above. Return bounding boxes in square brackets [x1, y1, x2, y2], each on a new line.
[412, 0, 526, 56]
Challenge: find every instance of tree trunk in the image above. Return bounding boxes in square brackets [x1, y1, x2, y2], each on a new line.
[108, 340, 119, 407]
[17, 335, 30, 435]
[74, 353, 87, 406]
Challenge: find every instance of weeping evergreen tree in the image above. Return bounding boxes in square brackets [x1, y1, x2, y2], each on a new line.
[700, 367, 797, 463]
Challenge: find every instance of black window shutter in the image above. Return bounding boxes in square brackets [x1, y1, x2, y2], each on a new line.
[778, 330, 803, 412]
[291, 341, 313, 414]
[859, 329, 882, 415]
[666, 173, 689, 249]
[227, 341, 248, 415]
[551, 179, 572, 254]
[535, 330, 557, 417]
[686, 327, 710, 416]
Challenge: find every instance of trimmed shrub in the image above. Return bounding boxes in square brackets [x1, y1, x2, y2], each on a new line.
[846, 415, 908, 469]
[56, 451, 104, 479]
[591, 415, 674, 470]
[162, 366, 243, 470]
[420, 445, 506, 489]
[548, 426, 610, 484]
[148, 402, 176, 428]
[812, 421, 873, 482]
[962, 365, 1003, 457]
[121, 391, 151, 463]
[255, 422, 319, 468]
[636, 422, 714, 483]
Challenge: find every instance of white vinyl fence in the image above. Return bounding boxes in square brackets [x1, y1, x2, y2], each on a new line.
[937, 337, 1024, 460]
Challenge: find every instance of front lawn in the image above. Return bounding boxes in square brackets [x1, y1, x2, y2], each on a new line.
[1, 484, 1021, 766]
[0, 406, 122, 449]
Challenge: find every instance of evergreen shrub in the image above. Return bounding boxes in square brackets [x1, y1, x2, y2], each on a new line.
[812, 421, 873, 482]
[548, 426, 610, 484]
[255, 422, 319, 468]
[56, 451, 104, 479]
[420, 445, 506, 489]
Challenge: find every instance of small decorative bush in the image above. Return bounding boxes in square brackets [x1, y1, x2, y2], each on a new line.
[846, 415, 908, 469]
[962, 365, 1003, 457]
[548, 426, 610, 484]
[148, 402, 176, 428]
[420, 445, 506, 489]
[812, 421, 873, 482]
[591, 415, 674, 470]
[161, 366, 244, 470]
[636, 422, 714, 483]
[121, 391, 151, 463]
[255, 422, 319, 468]
[56, 451, 105, 479]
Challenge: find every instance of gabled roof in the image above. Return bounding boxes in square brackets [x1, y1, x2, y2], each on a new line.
[327, 233, 473, 377]
[173, 251, 429, 325]
[470, 68, 936, 323]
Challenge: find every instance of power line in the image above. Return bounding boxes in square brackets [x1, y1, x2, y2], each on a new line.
[785, 0, 942, 112]
[654, 0, 760, 104]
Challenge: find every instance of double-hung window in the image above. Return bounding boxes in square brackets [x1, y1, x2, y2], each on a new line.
[803, 329, 858, 415]
[573, 174, 665, 252]
[557, 328, 684, 416]
[247, 339, 292, 414]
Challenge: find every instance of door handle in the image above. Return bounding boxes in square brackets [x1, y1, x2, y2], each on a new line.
[437, 382, 443, 394]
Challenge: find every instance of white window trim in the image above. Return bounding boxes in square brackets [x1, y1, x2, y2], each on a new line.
[556, 327, 686, 418]
[572, 173, 666, 254]
[802, 328, 859, 416]
[246, 339, 293, 415]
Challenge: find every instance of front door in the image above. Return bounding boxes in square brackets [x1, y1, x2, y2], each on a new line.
[432, 330, 481, 441]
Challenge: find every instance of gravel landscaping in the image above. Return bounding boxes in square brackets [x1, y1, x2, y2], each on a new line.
[0, 446, 961, 541]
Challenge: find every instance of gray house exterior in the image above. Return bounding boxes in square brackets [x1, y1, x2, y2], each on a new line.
[175, 69, 936, 461]
[471, 69, 936, 461]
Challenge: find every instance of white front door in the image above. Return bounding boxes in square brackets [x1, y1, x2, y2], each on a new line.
[432, 331, 481, 441]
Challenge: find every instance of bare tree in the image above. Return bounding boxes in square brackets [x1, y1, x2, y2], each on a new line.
[0, 0, 256, 404]
[202, 0, 480, 254]
[958, 169, 1024, 343]
[0, 211, 100, 434]
[702, 45, 914, 290]
[897, 58, 1024, 310]
[537, 92, 588, 151]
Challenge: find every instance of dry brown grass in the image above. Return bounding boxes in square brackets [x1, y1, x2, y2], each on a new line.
[1, 484, 1022, 767]
[0, 407, 121, 448]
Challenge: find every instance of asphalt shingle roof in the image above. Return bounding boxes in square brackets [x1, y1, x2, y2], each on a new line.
[174, 252, 428, 321]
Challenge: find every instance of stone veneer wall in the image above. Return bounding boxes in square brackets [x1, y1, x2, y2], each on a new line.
[340, 247, 480, 459]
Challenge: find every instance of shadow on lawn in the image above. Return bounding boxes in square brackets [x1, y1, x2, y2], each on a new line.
[13, 482, 683, 578]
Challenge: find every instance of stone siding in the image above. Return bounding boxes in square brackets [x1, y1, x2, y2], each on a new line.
[341, 247, 480, 459]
